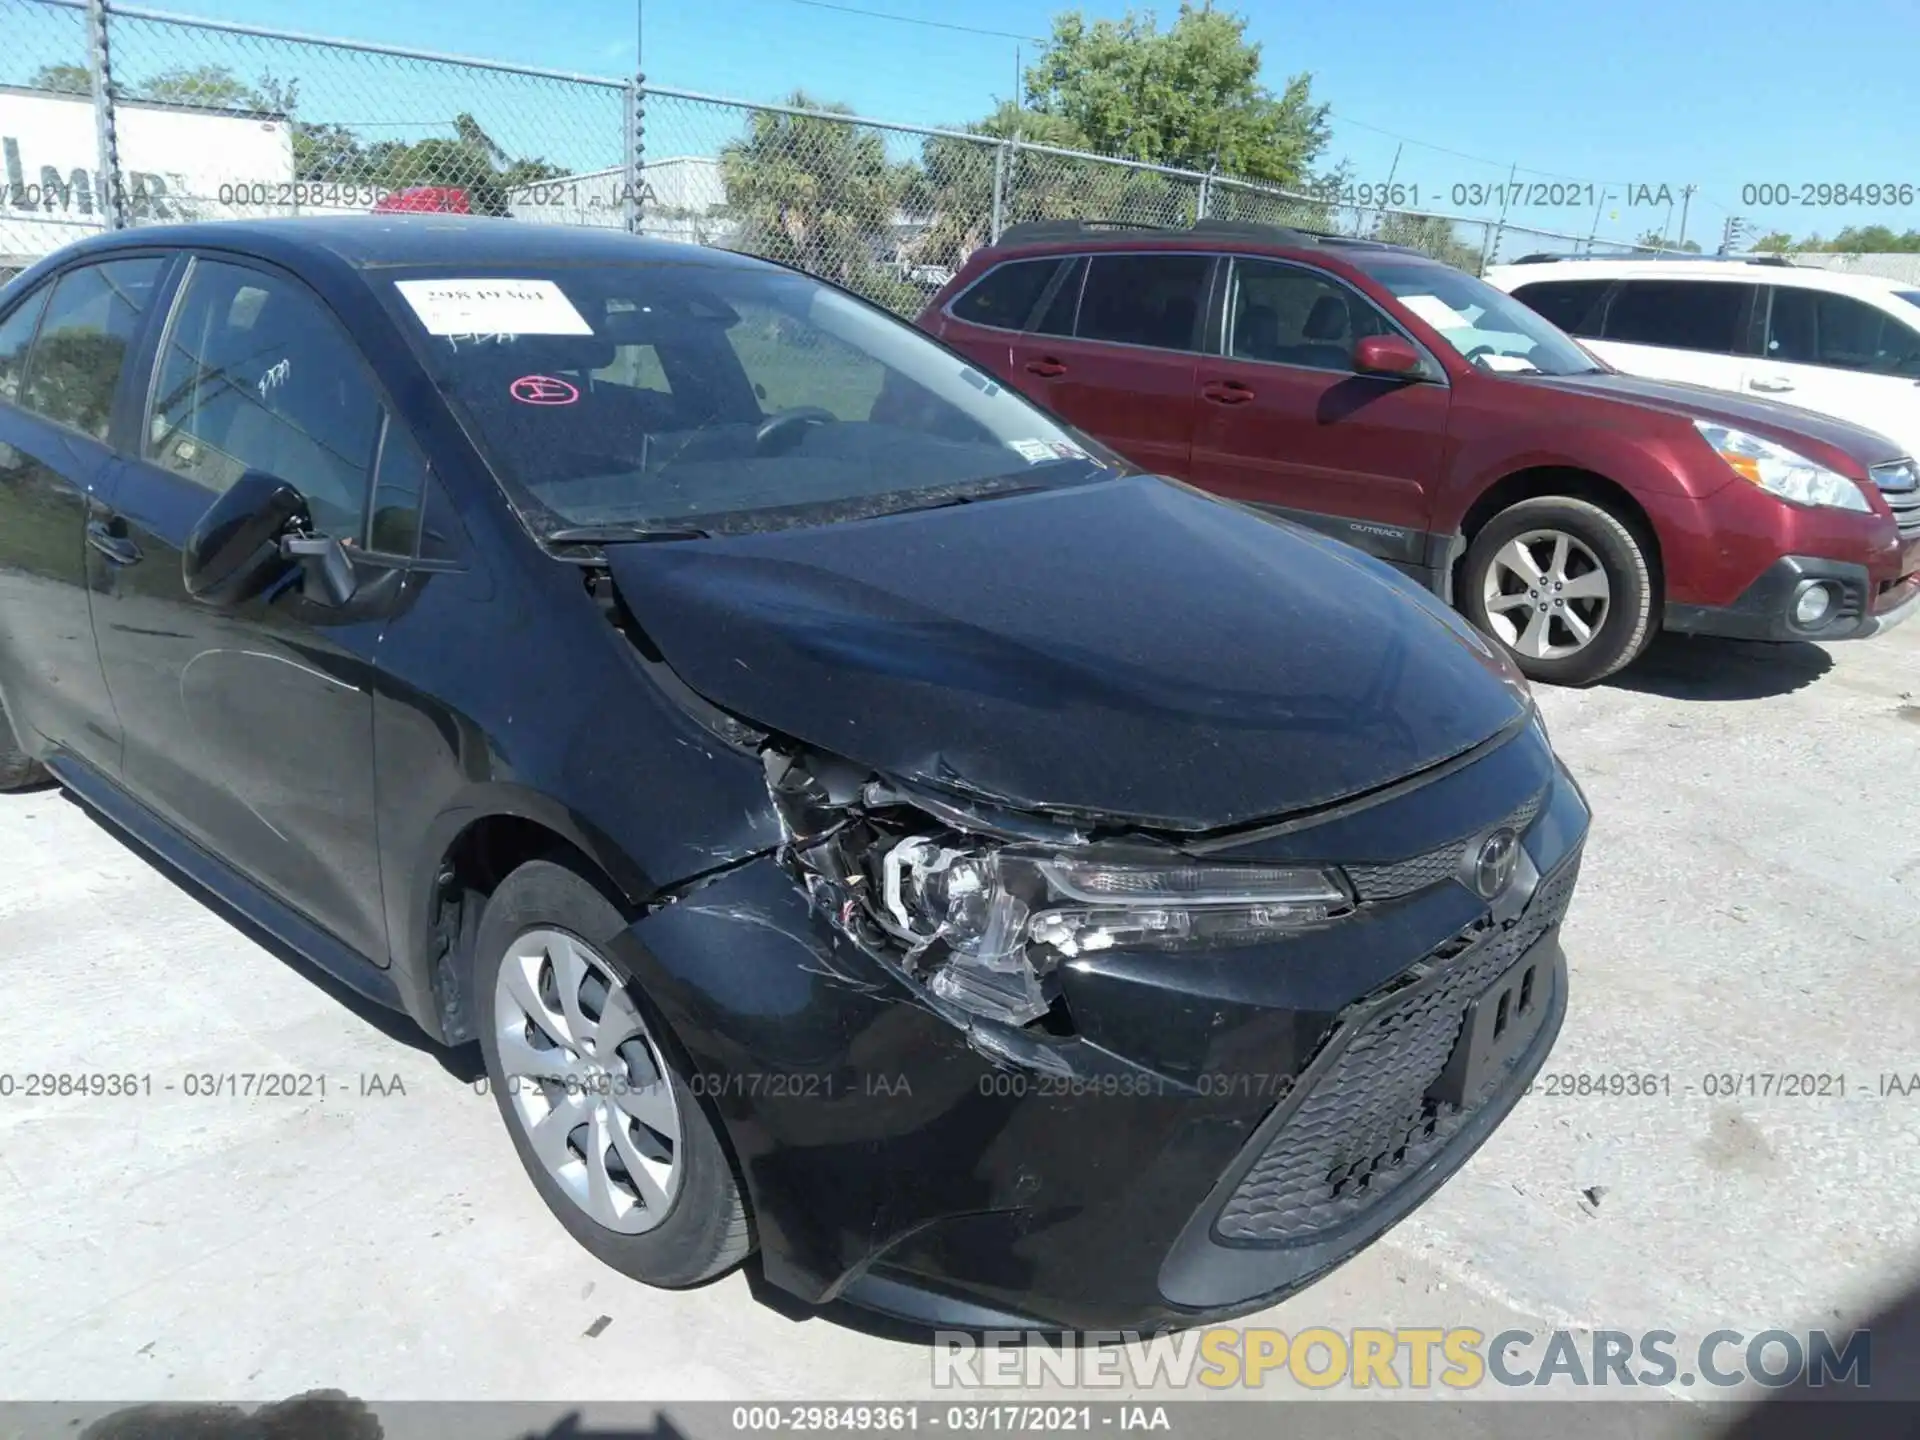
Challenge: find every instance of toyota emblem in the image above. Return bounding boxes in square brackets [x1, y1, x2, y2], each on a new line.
[1473, 828, 1520, 899]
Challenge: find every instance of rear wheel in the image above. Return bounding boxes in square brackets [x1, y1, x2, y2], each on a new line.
[475, 859, 751, 1288]
[0, 698, 48, 792]
[1461, 496, 1655, 686]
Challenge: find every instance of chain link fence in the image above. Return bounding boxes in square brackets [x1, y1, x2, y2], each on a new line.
[3, 0, 1695, 302]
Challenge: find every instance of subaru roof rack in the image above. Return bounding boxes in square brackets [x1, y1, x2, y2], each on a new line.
[994, 216, 1420, 254]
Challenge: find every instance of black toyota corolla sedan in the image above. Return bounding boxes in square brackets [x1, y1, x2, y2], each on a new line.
[0, 217, 1588, 1330]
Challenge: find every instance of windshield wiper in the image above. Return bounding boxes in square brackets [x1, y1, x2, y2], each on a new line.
[546, 522, 711, 544]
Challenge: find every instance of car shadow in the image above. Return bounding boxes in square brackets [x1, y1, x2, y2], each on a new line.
[1714, 1262, 1920, 1436]
[1607, 633, 1834, 701]
[64, 791, 483, 1085]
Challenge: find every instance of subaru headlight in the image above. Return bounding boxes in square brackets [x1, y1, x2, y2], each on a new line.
[1693, 421, 1872, 513]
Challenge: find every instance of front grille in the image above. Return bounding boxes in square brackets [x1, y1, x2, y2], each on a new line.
[1346, 788, 1545, 903]
[1870, 461, 1920, 540]
[1214, 853, 1580, 1246]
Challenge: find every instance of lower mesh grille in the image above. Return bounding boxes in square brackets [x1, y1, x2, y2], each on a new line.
[1214, 854, 1579, 1245]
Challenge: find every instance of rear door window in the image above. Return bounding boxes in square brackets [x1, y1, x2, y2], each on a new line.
[1509, 279, 1612, 337]
[1601, 280, 1754, 354]
[1075, 254, 1212, 351]
[949, 258, 1066, 331]
[21, 257, 166, 440]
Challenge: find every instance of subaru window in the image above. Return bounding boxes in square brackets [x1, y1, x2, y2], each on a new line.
[948, 258, 1066, 331]
[1073, 253, 1211, 350]
[1029, 256, 1086, 337]
[1602, 279, 1754, 355]
[1227, 259, 1393, 371]
[1765, 287, 1920, 377]
[147, 259, 384, 540]
[394, 260, 1107, 537]
[1508, 279, 1611, 338]
[22, 257, 165, 439]
[1365, 261, 1602, 375]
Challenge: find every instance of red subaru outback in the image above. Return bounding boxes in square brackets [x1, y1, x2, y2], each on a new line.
[919, 221, 1920, 684]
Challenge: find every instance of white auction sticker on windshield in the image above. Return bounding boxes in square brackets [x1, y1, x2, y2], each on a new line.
[1007, 438, 1058, 463]
[394, 278, 593, 336]
[1399, 294, 1473, 332]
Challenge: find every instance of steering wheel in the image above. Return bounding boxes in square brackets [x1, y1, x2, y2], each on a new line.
[1462, 344, 1496, 365]
[754, 406, 838, 456]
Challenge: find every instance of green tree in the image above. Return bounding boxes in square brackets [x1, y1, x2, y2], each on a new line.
[1752, 230, 1795, 253]
[720, 91, 920, 308]
[1023, 4, 1329, 185]
[138, 63, 265, 108]
[1372, 212, 1484, 274]
[28, 63, 91, 94]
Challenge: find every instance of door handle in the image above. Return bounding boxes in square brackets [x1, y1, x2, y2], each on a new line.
[1747, 375, 1795, 393]
[1024, 358, 1067, 378]
[1201, 380, 1255, 404]
[86, 518, 142, 567]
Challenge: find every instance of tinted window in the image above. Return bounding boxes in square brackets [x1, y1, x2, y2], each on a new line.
[950, 259, 1064, 330]
[1509, 280, 1610, 337]
[1765, 288, 1920, 377]
[148, 260, 383, 540]
[22, 258, 164, 439]
[0, 284, 50, 406]
[1075, 254, 1210, 350]
[1228, 260, 1391, 371]
[1602, 280, 1752, 354]
[395, 259, 1105, 536]
[1030, 257, 1085, 337]
[366, 416, 427, 555]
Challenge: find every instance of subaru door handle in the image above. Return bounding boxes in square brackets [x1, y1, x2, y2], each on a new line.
[1201, 380, 1255, 404]
[86, 518, 142, 567]
[1747, 375, 1794, 393]
[1025, 358, 1067, 377]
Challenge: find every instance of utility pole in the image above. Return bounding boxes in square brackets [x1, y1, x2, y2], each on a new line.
[1676, 183, 1696, 250]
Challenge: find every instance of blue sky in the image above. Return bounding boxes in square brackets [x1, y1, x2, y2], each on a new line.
[30, 0, 1920, 245]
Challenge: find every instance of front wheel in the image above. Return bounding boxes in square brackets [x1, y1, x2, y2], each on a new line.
[1460, 496, 1655, 686]
[475, 859, 752, 1288]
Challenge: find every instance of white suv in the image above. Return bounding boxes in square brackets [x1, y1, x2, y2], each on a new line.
[1485, 257, 1920, 461]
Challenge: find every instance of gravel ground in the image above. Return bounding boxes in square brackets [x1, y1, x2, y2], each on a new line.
[0, 624, 1915, 1424]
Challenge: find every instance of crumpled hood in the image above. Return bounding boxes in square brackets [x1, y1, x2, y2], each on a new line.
[1537, 372, 1910, 467]
[605, 476, 1527, 831]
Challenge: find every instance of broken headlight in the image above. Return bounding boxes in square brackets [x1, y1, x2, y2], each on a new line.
[877, 838, 1353, 1025]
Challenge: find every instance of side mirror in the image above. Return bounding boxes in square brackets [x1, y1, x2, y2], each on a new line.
[183, 471, 310, 607]
[1354, 334, 1423, 377]
[182, 471, 360, 608]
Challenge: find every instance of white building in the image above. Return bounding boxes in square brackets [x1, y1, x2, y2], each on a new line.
[1, 85, 295, 273]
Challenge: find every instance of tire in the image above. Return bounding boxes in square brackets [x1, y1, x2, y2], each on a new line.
[475, 858, 751, 1288]
[0, 697, 49, 792]
[1460, 496, 1655, 687]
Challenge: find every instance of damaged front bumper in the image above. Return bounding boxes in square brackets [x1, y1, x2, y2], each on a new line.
[606, 715, 1590, 1332]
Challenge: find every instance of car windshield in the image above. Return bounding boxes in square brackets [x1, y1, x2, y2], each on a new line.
[1366, 262, 1602, 377]
[1898, 290, 1920, 312]
[387, 257, 1111, 537]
